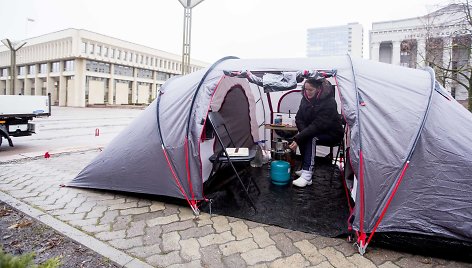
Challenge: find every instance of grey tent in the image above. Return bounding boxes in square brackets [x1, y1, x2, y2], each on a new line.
[68, 55, 472, 253]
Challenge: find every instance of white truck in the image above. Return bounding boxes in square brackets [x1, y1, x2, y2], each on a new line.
[0, 94, 51, 147]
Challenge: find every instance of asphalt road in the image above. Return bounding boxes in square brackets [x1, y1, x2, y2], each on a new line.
[0, 106, 145, 162]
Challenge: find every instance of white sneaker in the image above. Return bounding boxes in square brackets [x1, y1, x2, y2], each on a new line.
[295, 170, 302, 176]
[292, 170, 313, 187]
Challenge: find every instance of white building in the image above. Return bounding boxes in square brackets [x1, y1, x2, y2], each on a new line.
[0, 28, 207, 107]
[370, 4, 471, 101]
[307, 23, 363, 58]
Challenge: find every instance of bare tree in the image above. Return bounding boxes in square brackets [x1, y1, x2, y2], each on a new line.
[418, 1, 472, 111]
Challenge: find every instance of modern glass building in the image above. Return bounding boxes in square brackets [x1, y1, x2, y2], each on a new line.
[307, 23, 363, 58]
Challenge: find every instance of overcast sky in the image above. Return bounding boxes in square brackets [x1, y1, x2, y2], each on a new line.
[0, 0, 446, 63]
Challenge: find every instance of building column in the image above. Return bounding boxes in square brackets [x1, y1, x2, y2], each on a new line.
[392, 41, 401, 66]
[417, 39, 427, 67]
[108, 64, 115, 104]
[34, 64, 41, 96]
[370, 43, 380, 62]
[59, 75, 67, 106]
[132, 67, 138, 104]
[73, 58, 86, 107]
[24, 77, 31, 95]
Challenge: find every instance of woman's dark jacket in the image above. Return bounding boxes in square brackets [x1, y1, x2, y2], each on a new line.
[294, 81, 344, 145]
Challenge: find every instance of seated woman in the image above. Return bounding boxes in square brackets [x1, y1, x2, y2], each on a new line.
[288, 78, 344, 187]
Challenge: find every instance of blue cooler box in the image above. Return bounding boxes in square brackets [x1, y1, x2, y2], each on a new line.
[270, 160, 291, 185]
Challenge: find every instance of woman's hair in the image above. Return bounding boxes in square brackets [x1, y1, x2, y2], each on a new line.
[304, 78, 323, 89]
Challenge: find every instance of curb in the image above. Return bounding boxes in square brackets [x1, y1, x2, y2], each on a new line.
[0, 191, 153, 268]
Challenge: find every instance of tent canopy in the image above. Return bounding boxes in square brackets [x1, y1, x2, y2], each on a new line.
[69, 55, 472, 251]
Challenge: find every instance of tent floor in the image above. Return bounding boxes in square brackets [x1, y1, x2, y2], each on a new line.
[201, 156, 350, 238]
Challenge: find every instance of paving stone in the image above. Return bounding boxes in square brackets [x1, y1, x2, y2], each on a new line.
[113, 215, 132, 230]
[96, 230, 126, 241]
[311, 260, 335, 268]
[127, 220, 146, 238]
[249, 264, 269, 268]
[74, 201, 97, 213]
[395, 255, 441, 268]
[162, 219, 195, 233]
[162, 231, 181, 252]
[40, 202, 67, 211]
[68, 217, 98, 228]
[265, 225, 289, 236]
[222, 253, 247, 268]
[168, 260, 202, 268]
[180, 225, 214, 240]
[365, 247, 409, 266]
[318, 247, 356, 268]
[195, 213, 213, 227]
[108, 236, 143, 250]
[57, 212, 86, 222]
[180, 238, 201, 261]
[80, 224, 110, 234]
[285, 230, 317, 243]
[229, 221, 252, 240]
[378, 261, 401, 268]
[95, 197, 127, 206]
[212, 215, 230, 233]
[108, 201, 138, 211]
[241, 245, 282, 265]
[268, 253, 308, 268]
[308, 236, 343, 249]
[271, 233, 300, 257]
[147, 214, 180, 226]
[179, 207, 196, 221]
[294, 240, 326, 266]
[198, 231, 235, 247]
[346, 254, 377, 268]
[147, 251, 183, 267]
[133, 211, 166, 221]
[143, 225, 163, 246]
[120, 206, 149, 216]
[250, 227, 275, 248]
[150, 202, 166, 212]
[128, 244, 162, 259]
[245, 220, 266, 228]
[219, 238, 259, 256]
[333, 241, 357, 257]
[99, 209, 119, 225]
[85, 206, 107, 219]
[200, 244, 224, 268]
[162, 205, 180, 216]
[137, 199, 153, 207]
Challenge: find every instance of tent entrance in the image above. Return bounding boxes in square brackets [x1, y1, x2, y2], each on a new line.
[201, 156, 350, 238]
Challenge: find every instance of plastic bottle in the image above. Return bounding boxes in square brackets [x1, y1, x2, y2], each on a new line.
[250, 141, 264, 168]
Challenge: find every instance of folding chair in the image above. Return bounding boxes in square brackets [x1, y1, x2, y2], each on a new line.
[207, 111, 260, 211]
[316, 115, 347, 186]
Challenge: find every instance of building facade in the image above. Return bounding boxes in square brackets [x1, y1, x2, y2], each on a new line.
[370, 5, 471, 101]
[0, 28, 207, 107]
[307, 23, 363, 58]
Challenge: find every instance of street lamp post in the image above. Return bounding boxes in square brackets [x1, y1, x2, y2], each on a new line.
[1, 38, 27, 95]
[177, 0, 205, 75]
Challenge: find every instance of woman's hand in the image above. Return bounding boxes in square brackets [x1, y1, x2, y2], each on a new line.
[289, 141, 298, 151]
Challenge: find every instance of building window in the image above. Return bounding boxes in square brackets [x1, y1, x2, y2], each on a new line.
[110, 48, 115, 58]
[89, 43, 95, 54]
[117, 50, 121, 60]
[103, 47, 108, 57]
[96, 45, 102, 55]
[81, 42, 87, 53]
[139, 55, 143, 64]
[18, 66, 26, 75]
[51, 62, 60, 72]
[1, 68, 7, 77]
[28, 65, 35, 74]
[137, 68, 152, 79]
[64, 60, 74, 71]
[86, 60, 111, 73]
[133, 53, 137, 63]
[39, 63, 47, 74]
[114, 64, 133, 76]
[128, 52, 132, 62]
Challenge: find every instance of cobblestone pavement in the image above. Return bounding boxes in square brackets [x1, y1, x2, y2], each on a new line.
[0, 150, 471, 268]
